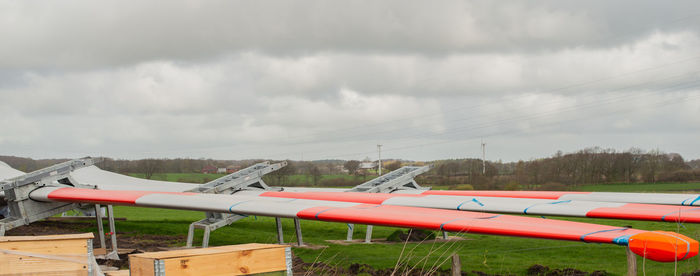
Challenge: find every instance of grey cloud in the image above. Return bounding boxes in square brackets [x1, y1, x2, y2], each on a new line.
[2, 0, 699, 70]
[1, 0, 700, 161]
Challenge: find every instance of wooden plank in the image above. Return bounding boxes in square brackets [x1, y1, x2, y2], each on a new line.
[104, 270, 131, 276]
[451, 253, 461, 276]
[94, 248, 107, 256]
[130, 244, 289, 276]
[0, 234, 91, 275]
[627, 246, 637, 276]
[162, 247, 286, 276]
[129, 254, 155, 276]
[0, 233, 94, 242]
[0, 253, 88, 275]
[133, 243, 286, 259]
[0, 239, 87, 255]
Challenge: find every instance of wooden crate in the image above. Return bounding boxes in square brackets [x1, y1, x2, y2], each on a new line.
[0, 233, 94, 276]
[129, 243, 291, 276]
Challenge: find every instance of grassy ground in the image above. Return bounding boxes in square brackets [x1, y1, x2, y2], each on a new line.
[577, 182, 700, 193]
[128, 172, 227, 183]
[105, 206, 700, 275]
[113, 173, 700, 274]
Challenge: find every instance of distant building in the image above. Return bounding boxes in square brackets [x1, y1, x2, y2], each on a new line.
[359, 157, 377, 170]
[226, 165, 242, 174]
[217, 167, 227, 174]
[201, 165, 218, 174]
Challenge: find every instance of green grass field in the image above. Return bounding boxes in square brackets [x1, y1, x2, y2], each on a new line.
[104, 207, 700, 275]
[111, 173, 700, 274]
[128, 172, 227, 183]
[578, 182, 700, 193]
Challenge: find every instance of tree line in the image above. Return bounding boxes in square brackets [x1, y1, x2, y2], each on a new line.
[2, 147, 699, 190]
[425, 147, 700, 190]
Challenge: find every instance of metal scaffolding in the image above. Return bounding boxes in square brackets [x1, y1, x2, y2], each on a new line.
[0, 157, 121, 260]
[346, 165, 432, 242]
[185, 161, 289, 248]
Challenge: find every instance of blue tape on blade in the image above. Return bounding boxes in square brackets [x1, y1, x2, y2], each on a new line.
[523, 200, 571, 214]
[612, 234, 632, 245]
[690, 196, 700, 206]
[579, 227, 629, 243]
[456, 198, 484, 210]
[314, 207, 342, 219]
[661, 207, 700, 222]
[228, 200, 252, 212]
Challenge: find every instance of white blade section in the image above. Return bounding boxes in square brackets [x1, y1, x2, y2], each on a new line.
[135, 193, 357, 218]
[560, 192, 700, 206]
[70, 166, 200, 192]
[0, 161, 25, 180]
[383, 195, 626, 217]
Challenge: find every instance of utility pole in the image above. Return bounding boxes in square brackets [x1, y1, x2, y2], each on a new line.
[377, 144, 382, 176]
[481, 139, 486, 175]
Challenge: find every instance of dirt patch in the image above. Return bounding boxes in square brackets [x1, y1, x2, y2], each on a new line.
[5, 220, 91, 236]
[292, 255, 458, 275]
[525, 264, 608, 276]
[116, 231, 186, 252]
[5, 220, 185, 252]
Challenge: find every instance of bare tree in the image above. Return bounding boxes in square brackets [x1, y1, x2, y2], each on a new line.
[138, 158, 164, 179]
[267, 160, 295, 185]
[344, 160, 360, 176]
[384, 161, 401, 172]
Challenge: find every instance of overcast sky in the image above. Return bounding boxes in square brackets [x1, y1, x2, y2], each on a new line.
[1, 0, 699, 162]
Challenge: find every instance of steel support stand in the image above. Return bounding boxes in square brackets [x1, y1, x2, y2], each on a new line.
[294, 218, 303, 246]
[364, 225, 373, 243]
[202, 227, 211, 248]
[442, 231, 449, 240]
[105, 205, 119, 260]
[186, 223, 195, 247]
[276, 217, 284, 244]
[186, 213, 246, 248]
[94, 204, 106, 250]
[346, 224, 354, 241]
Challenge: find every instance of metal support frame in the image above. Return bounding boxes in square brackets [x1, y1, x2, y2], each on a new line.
[106, 205, 118, 259]
[95, 204, 106, 249]
[276, 217, 284, 244]
[0, 158, 95, 235]
[93, 203, 119, 260]
[186, 161, 286, 194]
[346, 165, 433, 242]
[294, 218, 303, 246]
[346, 224, 354, 241]
[348, 165, 432, 194]
[364, 225, 373, 243]
[185, 161, 287, 248]
[186, 213, 247, 248]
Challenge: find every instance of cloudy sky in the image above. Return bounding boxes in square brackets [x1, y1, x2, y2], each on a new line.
[1, 0, 699, 162]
